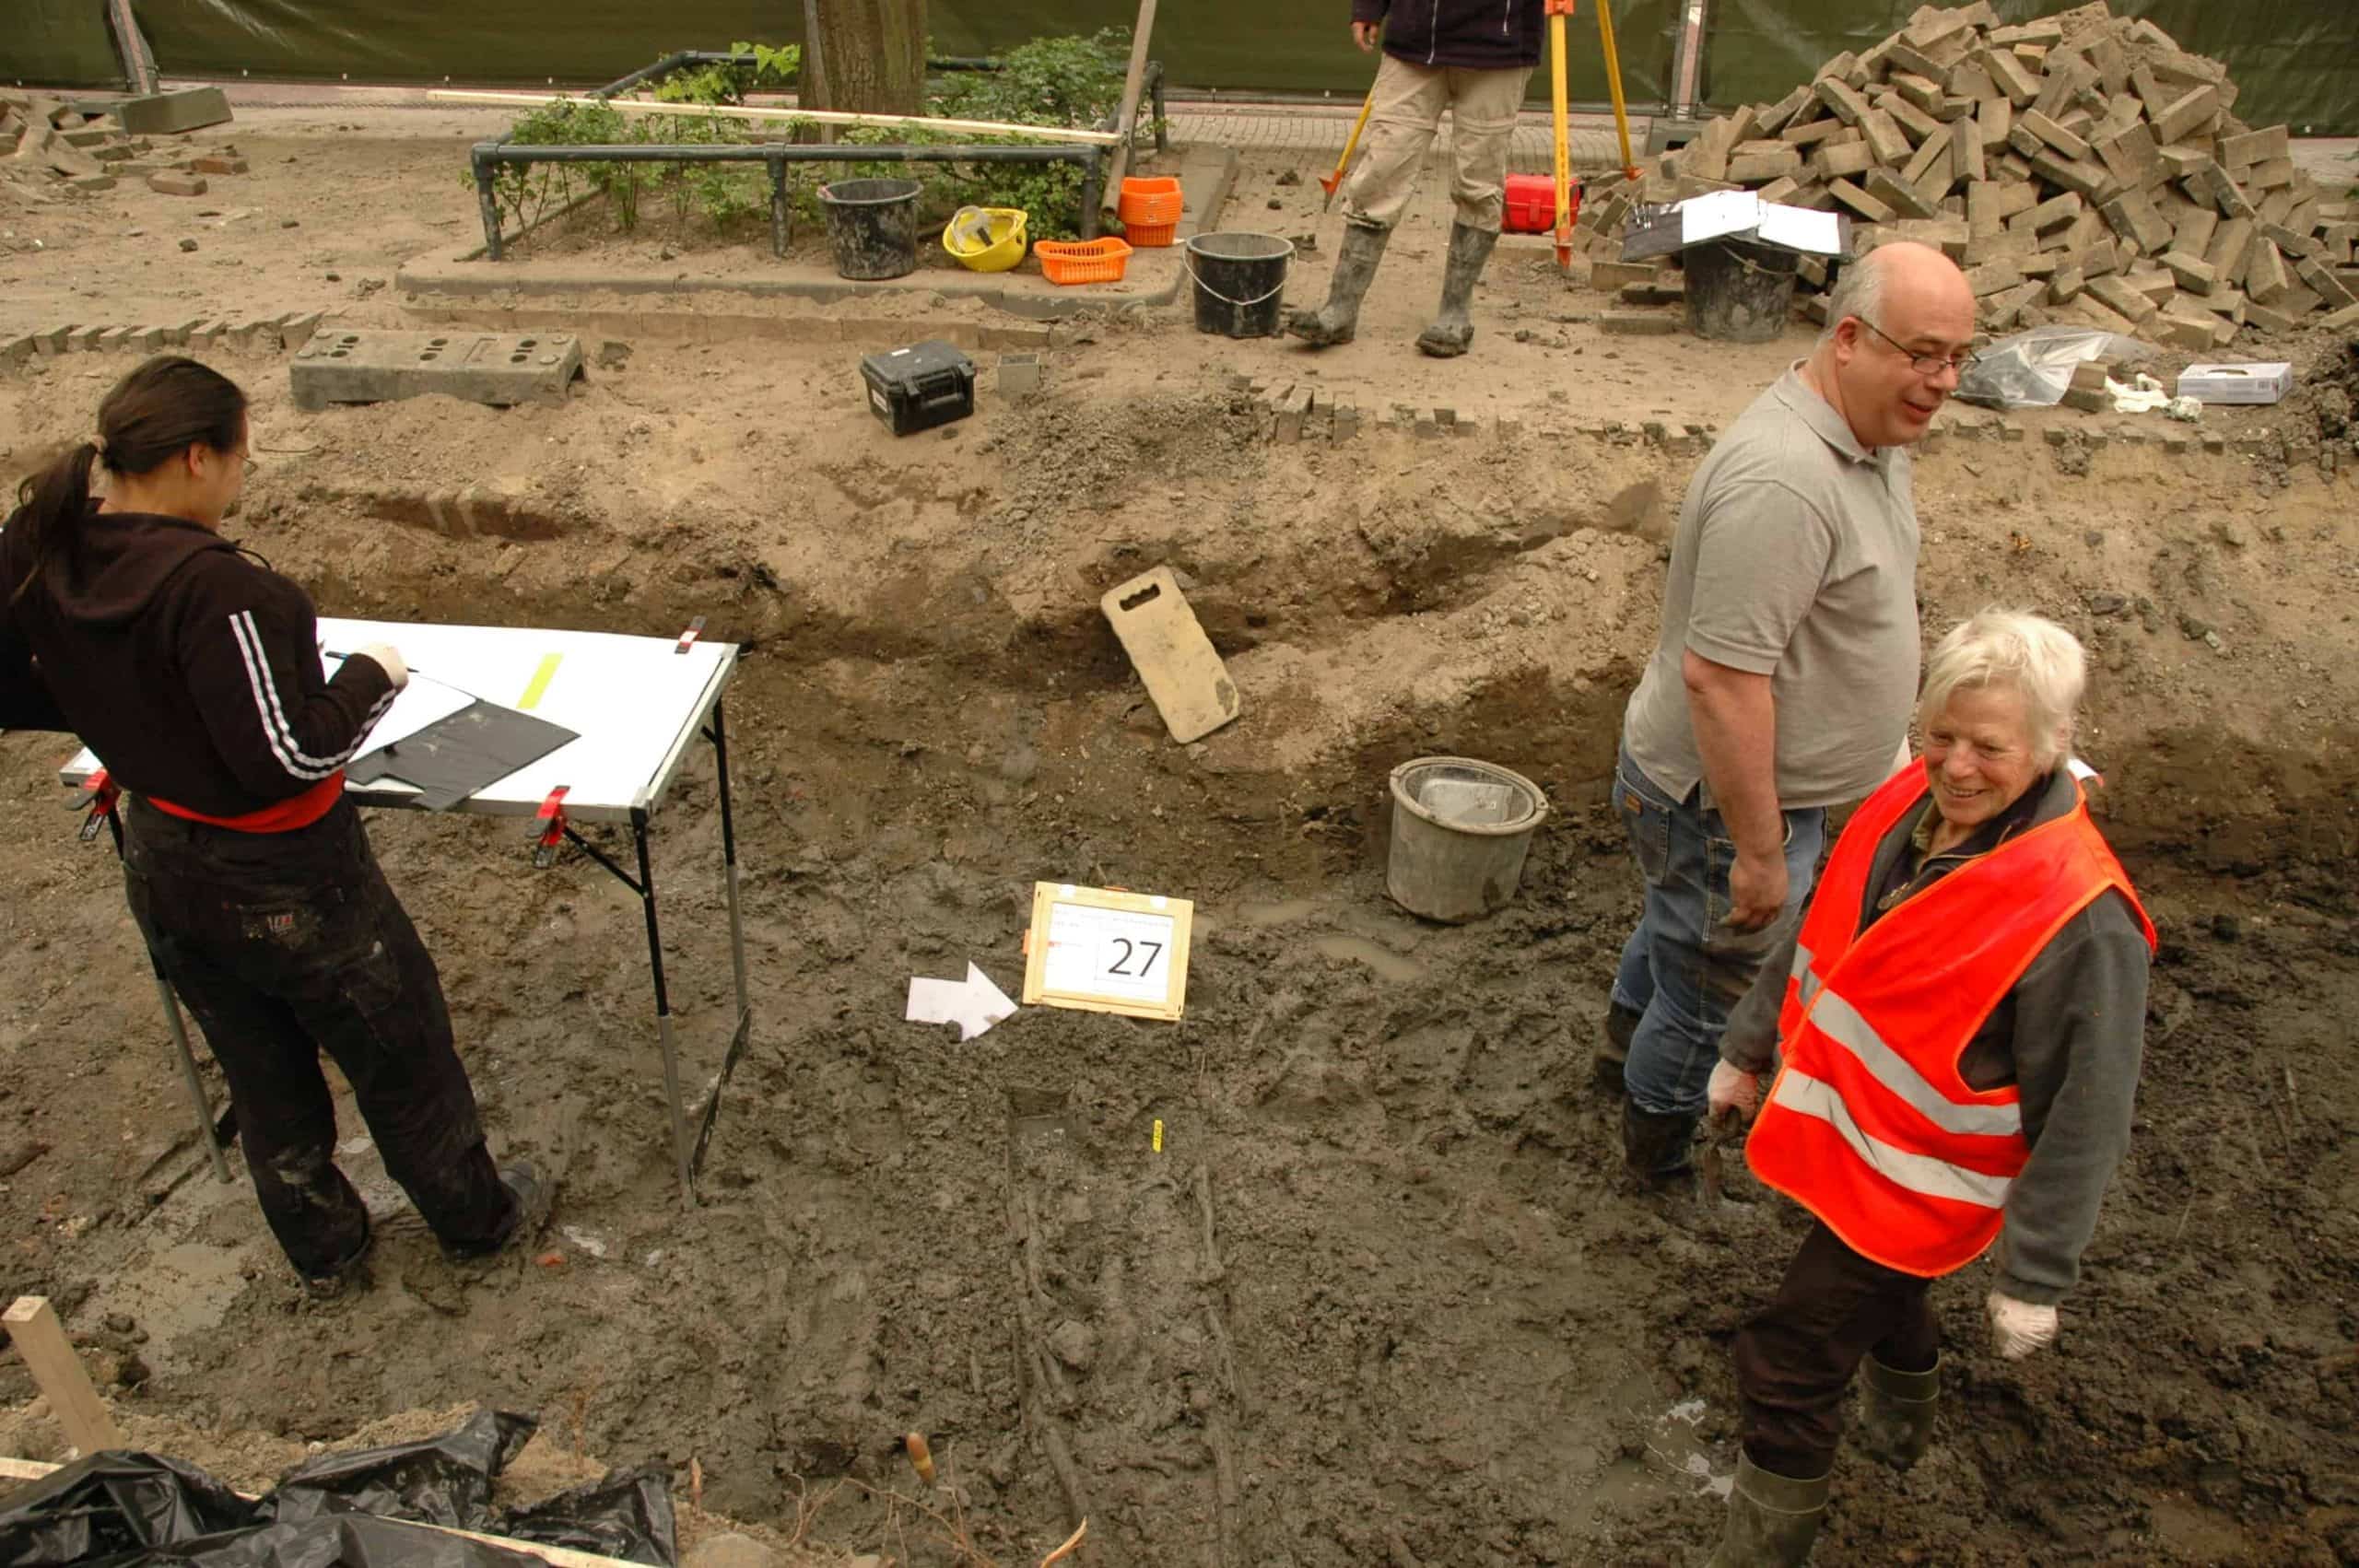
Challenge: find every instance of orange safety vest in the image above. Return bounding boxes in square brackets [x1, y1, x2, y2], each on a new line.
[1747, 766, 2156, 1278]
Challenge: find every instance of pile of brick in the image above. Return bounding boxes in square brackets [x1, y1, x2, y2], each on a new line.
[2, 91, 247, 199]
[1570, 0, 2359, 347]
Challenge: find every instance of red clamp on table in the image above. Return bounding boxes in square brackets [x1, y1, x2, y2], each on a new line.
[531, 785, 571, 869]
[73, 766, 122, 843]
[675, 615, 707, 655]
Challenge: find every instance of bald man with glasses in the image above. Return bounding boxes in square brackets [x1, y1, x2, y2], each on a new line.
[1599, 241, 1978, 1205]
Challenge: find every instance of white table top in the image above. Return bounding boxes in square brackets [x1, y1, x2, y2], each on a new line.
[58, 616, 739, 825]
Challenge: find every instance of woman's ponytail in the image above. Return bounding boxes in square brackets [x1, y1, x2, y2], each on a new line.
[10, 441, 103, 603]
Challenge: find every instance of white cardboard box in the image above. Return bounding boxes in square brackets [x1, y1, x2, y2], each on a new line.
[2176, 362, 2293, 404]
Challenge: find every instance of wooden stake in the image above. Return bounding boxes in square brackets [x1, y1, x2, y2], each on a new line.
[425, 89, 1122, 146]
[3, 1297, 124, 1456]
[1099, 0, 1163, 207]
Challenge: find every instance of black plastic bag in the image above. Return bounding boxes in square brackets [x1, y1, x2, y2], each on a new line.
[85, 1515, 547, 1567]
[268, 1411, 536, 1533]
[0, 1453, 259, 1567]
[498, 1468, 675, 1567]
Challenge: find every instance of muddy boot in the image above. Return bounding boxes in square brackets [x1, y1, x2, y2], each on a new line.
[1856, 1352, 1940, 1470]
[1595, 1000, 1643, 1092]
[1707, 1454, 1829, 1568]
[1285, 220, 1390, 347]
[1623, 1100, 1700, 1192]
[1414, 221, 1501, 357]
[301, 1210, 374, 1300]
[443, 1162, 555, 1262]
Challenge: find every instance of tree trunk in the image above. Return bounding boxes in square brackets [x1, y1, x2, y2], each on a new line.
[804, 0, 927, 117]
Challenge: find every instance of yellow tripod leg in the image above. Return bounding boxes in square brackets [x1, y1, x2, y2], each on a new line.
[1595, 0, 1640, 181]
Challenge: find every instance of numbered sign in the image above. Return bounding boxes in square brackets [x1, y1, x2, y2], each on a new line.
[1021, 883, 1194, 1022]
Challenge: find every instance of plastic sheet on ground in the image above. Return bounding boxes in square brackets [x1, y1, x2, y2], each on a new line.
[1954, 325, 2154, 410]
[0, 1409, 677, 1568]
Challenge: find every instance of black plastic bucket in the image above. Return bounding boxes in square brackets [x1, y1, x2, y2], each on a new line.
[1186, 232, 1294, 338]
[1684, 239, 1800, 342]
[817, 177, 922, 281]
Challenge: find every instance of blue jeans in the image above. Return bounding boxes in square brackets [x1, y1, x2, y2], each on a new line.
[1611, 746, 1825, 1117]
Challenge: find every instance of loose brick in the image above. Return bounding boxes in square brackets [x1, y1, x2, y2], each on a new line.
[1590, 260, 1662, 291]
[2029, 149, 2110, 200]
[1828, 179, 1895, 223]
[2101, 190, 2176, 255]
[146, 171, 206, 196]
[2047, 264, 2086, 302]
[2245, 157, 2295, 193]
[189, 155, 248, 175]
[2154, 85, 2221, 145]
[94, 325, 137, 351]
[2243, 238, 2290, 303]
[1864, 167, 1938, 220]
[2158, 250, 2215, 291]
[1952, 125, 1987, 183]
[1900, 125, 1954, 187]
[1860, 108, 1915, 168]
[2218, 123, 2287, 170]
[2019, 109, 2092, 161]
[1965, 259, 2025, 297]
[1601, 311, 1680, 336]
[2173, 206, 2221, 258]
[2013, 192, 2083, 235]
[2316, 300, 2359, 332]
[1981, 47, 2039, 105]
[30, 325, 75, 355]
[2085, 275, 2159, 323]
[2155, 310, 2220, 349]
[1814, 77, 1872, 127]
[1728, 144, 1805, 182]
[2297, 258, 2356, 309]
[1813, 139, 1876, 180]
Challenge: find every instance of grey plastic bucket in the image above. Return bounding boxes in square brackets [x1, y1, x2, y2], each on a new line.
[1386, 756, 1548, 923]
[1186, 231, 1294, 337]
[817, 177, 922, 281]
[1684, 238, 1800, 342]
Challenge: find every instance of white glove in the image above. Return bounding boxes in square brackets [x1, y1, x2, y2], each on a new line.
[1987, 1291, 2058, 1360]
[1707, 1059, 1761, 1121]
[351, 642, 409, 691]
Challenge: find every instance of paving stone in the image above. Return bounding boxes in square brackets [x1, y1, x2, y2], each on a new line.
[146, 171, 206, 197]
[114, 88, 232, 135]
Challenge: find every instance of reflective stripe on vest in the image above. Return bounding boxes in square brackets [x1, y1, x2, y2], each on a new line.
[1766, 1071, 2014, 1210]
[1747, 763, 2154, 1278]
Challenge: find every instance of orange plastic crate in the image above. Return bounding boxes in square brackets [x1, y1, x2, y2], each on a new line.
[1118, 175, 1185, 226]
[1035, 237, 1133, 285]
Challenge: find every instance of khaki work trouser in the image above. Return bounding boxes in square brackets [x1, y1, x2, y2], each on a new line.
[1340, 52, 1532, 234]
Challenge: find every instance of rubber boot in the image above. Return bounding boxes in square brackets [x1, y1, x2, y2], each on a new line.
[1707, 1454, 1830, 1568]
[1622, 1100, 1700, 1190]
[1856, 1352, 1941, 1470]
[1595, 1000, 1643, 1091]
[1414, 220, 1501, 357]
[443, 1162, 555, 1261]
[1285, 221, 1391, 347]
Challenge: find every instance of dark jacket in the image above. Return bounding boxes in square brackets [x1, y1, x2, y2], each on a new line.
[1351, 0, 1545, 71]
[0, 507, 394, 816]
[1722, 767, 2152, 1306]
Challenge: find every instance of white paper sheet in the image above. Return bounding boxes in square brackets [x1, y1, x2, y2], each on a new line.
[1755, 202, 1843, 255]
[1041, 902, 1180, 1006]
[1680, 191, 1763, 244]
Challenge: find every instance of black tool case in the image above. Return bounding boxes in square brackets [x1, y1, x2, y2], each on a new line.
[859, 341, 977, 436]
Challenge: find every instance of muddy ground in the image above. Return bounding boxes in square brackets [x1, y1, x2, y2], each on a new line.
[4, 103, 2359, 1566]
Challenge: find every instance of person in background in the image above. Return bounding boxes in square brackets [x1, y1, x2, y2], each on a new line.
[1699, 610, 2154, 1566]
[0, 356, 547, 1293]
[1603, 242, 1977, 1205]
[1287, 0, 1543, 357]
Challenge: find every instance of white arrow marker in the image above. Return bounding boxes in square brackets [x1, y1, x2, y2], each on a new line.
[905, 962, 1019, 1043]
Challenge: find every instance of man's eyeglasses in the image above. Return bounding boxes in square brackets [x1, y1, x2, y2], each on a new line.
[1855, 317, 1976, 378]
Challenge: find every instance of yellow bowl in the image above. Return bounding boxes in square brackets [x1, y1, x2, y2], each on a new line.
[944, 205, 1030, 273]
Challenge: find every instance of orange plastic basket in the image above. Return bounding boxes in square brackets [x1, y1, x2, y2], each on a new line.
[1035, 237, 1133, 285]
[1118, 176, 1184, 247]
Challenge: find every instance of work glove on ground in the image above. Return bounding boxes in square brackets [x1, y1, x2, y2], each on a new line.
[351, 642, 409, 691]
[1987, 1291, 2058, 1360]
[1708, 1059, 1761, 1121]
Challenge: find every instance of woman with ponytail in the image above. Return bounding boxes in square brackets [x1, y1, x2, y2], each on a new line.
[1, 356, 546, 1292]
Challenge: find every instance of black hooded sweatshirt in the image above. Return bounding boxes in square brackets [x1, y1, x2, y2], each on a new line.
[1350, 0, 1545, 71]
[0, 507, 394, 819]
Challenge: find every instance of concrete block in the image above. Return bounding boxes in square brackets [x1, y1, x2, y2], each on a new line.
[2085, 275, 2158, 323]
[1332, 404, 1360, 441]
[2158, 250, 2215, 291]
[2297, 258, 2356, 309]
[1864, 168, 1937, 221]
[2101, 190, 2175, 255]
[290, 329, 584, 411]
[2020, 110, 2091, 161]
[30, 325, 75, 355]
[146, 171, 206, 197]
[1952, 125, 1987, 183]
[1966, 260, 2025, 297]
[1977, 97, 2012, 153]
[68, 325, 107, 351]
[1900, 125, 1954, 187]
[1860, 109, 1914, 168]
[0, 334, 35, 368]
[2173, 206, 2221, 258]
[126, 325, 167, 350]
[1828, 179, 1895, 224]
[1601, 311, 1680, 336]
[1981, 47, 2039, 105]
[1812, 139, 1876, 181]
[2243, 239, 2290, 304]
[2155, 310, 2220, 349]
[1274, 386, 1311, 443]
[1727, 142, 1804, 182]
[113, 88, 232, 136]
[2047, 265, 2085, 302]
[1880, 93, 1942, 147]
[997, 352, 1042, 396]
[94, 326, 136, 352]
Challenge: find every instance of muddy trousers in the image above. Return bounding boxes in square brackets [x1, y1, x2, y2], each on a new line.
[122, 797, 515, 1277]
[1733, 1220, 1941, 1479]
[1339, 53, 1532, 232]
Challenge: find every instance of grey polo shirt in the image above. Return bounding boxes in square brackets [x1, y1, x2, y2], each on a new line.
[1621, 367, 1920, 811]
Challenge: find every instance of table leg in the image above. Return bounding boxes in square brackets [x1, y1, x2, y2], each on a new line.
[152, 972, 232, 1185]
[633, 809, 696, 1208]
[710, 699, 753, 1033]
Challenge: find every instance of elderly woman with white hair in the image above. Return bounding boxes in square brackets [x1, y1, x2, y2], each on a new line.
[1696, 609, 2156, 1568]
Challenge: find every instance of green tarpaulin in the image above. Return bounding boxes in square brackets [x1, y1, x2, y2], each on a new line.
[6, 2, 2352, 133]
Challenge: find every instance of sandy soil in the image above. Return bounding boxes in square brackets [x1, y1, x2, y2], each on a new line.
[4, 106, 2358, 1567]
